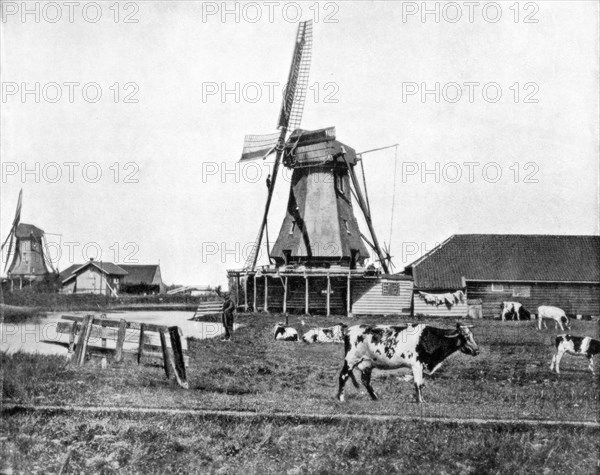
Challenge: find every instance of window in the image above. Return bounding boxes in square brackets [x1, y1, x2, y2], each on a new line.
[491, 283, 504, 292]
[344, 220, 350, 234]
[289, 221, 296, 235]
[512, 286, 531, 297]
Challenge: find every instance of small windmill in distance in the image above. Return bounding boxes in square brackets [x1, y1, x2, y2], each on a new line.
[1, 190, 56, 291]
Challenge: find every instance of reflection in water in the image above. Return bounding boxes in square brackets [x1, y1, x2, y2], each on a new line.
[1, 311, 233, 355]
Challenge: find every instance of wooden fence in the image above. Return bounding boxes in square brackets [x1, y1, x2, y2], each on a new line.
[57, 314, 189, 389]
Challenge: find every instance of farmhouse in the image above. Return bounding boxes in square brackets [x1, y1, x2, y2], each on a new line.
[59, 259, 127, 296]
[405, 234, 600, 318]
[119, 264, 166, 294]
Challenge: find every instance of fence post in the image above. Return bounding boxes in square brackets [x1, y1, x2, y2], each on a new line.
[169, 326, 188, 389]
[159, 328, 172, 380]
[72, 315, 94, 366]
[68, 321, 79, 354]
[114, 319, 127, 362]
[137, 323, 146, 365]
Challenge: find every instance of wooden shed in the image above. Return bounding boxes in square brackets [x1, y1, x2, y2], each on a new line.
[405, 234, 600, 318]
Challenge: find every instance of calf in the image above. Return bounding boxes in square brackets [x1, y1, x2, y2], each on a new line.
[500, 301, 531, 321]
[302, 324, 346, 343]
[537, 305, 571, 331]
[337, 322, 479, 403]
[273, 323, 298, 342]
[550, 334, 600, 375]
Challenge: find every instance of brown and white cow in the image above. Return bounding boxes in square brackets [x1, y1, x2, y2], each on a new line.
[337, 322, 479, 403]
[550, 334, 600, 375]
[500, 302, 531, 321]
[302, 324, 346, 343]
[537, 305, 571, 331]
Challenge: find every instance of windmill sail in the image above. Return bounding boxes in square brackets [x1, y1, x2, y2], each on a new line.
[278, 20, 312, 131]
[239, 132, 280, 162]
[243, 21, 313, 270]
[2, 189, 22, 272]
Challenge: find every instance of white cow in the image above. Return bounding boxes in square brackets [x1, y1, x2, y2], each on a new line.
[302, 324, 346, 343]
[537, 305, 571, 331]
[273, 323, 299, 341]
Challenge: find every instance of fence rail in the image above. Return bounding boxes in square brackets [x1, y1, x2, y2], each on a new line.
[57, 314, 189, 389]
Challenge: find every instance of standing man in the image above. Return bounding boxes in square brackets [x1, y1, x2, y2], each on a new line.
[221, 295, 236, 341]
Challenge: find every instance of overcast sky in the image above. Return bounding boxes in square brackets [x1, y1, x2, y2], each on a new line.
[1, 1, 598, 287]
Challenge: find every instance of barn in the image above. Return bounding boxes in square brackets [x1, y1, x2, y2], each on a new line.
[119, 264, 166, 294]
[405, 234, 600, 318]
[60, 259, 127, 296]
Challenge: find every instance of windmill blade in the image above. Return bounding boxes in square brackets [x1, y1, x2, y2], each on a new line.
[239, 132, 280, 162]
[12, 189, 23, 227]
[278, 20, 312, 132]
[3, 231, 15, 273]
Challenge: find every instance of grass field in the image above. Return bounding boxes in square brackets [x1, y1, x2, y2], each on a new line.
[2, 312, 599, 473]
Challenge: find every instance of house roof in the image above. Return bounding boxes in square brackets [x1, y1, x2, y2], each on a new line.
[119, 265, 160, 285]
[16, 223, 44, 239]
[405, 234, 600, 289]
[60, 261, 128, 283]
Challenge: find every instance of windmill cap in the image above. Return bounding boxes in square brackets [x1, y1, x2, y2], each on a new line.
[16, 223, 44, 239]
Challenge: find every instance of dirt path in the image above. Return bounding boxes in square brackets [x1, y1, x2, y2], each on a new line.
[3, 403, 599, 428]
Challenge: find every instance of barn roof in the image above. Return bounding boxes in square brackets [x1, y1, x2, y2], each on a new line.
[60, 261, 128, 283]
[405, 234, 600, 289]
[119, 265, 160, 284]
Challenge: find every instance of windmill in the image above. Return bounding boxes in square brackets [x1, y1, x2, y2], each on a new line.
[1, 190, 56, 289]
[239, 21, 390, 274]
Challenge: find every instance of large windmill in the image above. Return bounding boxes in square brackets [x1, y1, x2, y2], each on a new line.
[228, 21, 399, 316]
[239, 21, 389, 274]
[1, 190, 56, 290]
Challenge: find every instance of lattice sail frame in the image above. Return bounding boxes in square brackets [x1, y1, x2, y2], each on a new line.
[277, 20, 312, 132]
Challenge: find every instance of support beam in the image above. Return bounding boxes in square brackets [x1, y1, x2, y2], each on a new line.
[347, 273, 352, 318]
[283, 276, 288, 315]
[244, 274, 248, 312]
[341, 150, 389, 274]
[236, 275, 240, 308]
[253, 274, 257, 312]
[305, 275, 309, 315]
[264, 275, 269, 313]
[326, 273, 331, 317]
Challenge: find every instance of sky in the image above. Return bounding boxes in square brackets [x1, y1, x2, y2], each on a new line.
[1, 1, 598, 287]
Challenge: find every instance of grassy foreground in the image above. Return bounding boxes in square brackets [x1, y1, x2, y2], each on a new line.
[2, 312, 599, 472]
[2, 409, 598, 474]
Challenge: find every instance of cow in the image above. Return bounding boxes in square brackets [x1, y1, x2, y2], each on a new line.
[273, 323, 299, 342]
[500, 301, 531, 321]
[337, 322, 479, 403]
[550, 334, 600, 375]
[537, 305, 571, 331]
[302, 324, 346, 343]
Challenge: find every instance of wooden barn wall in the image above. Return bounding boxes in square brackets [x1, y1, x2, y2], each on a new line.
[467, 282, 600, 318]
[413, 292, 468, 317]
[351, 279, 413, 316]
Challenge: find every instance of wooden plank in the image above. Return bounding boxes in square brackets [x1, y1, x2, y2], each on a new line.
[114, 319, 127, 363]
[72, 315, 94, 366]
[169, 326, 189, 389]
[68, 321, 79, 354]
[61, 315, 169, 334]
[159, 329, 172, 379]
[137, 323, 146, 365]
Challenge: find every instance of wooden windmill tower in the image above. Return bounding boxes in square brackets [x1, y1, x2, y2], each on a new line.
[228, 21, 398, 316]
[1, 190, 56, 290]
